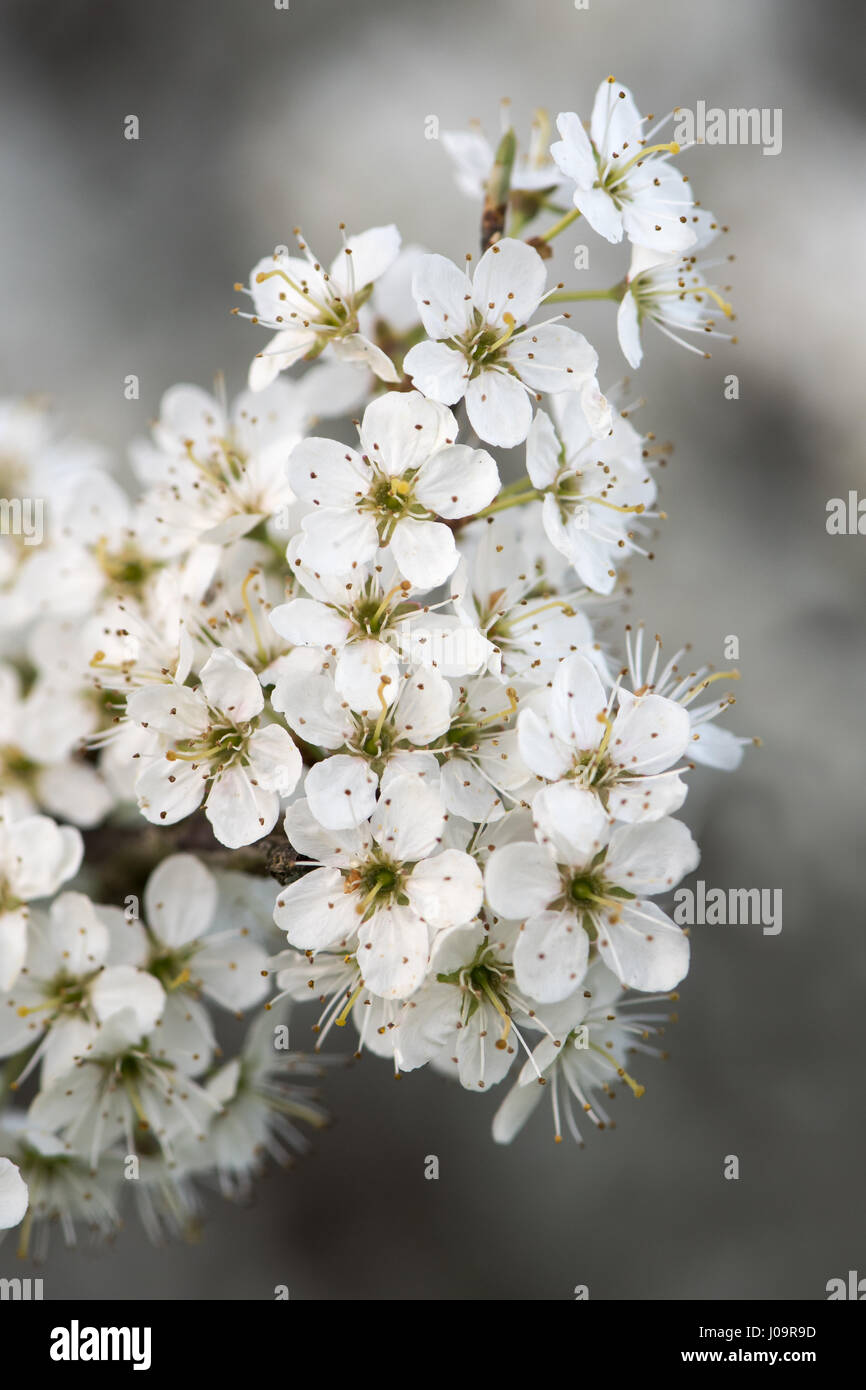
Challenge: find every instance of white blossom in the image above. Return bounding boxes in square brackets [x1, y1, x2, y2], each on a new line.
[403, 239, 603, 447]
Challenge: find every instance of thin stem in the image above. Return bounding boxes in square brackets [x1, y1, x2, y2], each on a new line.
[538, 206, 581, 241]
[546, 283, 625, 304]
[475, 489, 541, 519]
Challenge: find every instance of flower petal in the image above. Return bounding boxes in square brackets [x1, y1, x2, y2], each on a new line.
[484, 841, 560, 918]
[390, 517, 458, 588]
[471, 238, 546, 329]
[513, 906, 589, 1002]
[596, 898, 689, 992]
[145, 853, 218, 947]
[465, 370, 532, 448]
[414, 444, 500, 518]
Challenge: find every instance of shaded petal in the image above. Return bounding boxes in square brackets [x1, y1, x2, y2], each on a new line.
[465, 370, 532, 448]
[484, 841, 560, 918]
[513, 906, 589, 1002]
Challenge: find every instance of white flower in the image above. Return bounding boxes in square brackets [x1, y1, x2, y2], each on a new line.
[517, 651, 692, 821]
[526, 395, 657, 593]
[616, 211, 735, 367]
[485, 782, 697, 1000]
[623, 626, 753, 771]
[275, 776, 482, 999]
[387, 918, 530, 1090]
[128, 648, 302, 847]
[453, 505, 612, 682]
[272, 649, 451, 829]
[0, 1117, 120, 1254]
[270, 543, 494, 707]
[0, 1155, 28, 1229]
[269, 944, 386, 1055]
[437, 676, 533, 822]
[288, 390, 500, 587]
[491, 959, 670, 1144]
[551, 78, 696, 252]
[28, 1008, 222, 1170]
[0, 663, 112, 829]
[442, 111, 568, 200]
[132, 368, 366, 553]
[0, 799, 83, 991]
[0, 891, 165, 1086]
[199, 1005, 327, 1199]
[143, 853, 271, 1037]
[240, 225, 402, 390]
[403, 239, 602, 448]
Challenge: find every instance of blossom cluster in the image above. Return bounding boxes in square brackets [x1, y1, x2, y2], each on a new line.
[0, 78, 748, 1251]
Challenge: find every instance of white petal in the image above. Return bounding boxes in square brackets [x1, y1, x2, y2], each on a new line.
[269, 597, 353, 650]
[0, 1158, 28, 1229]
[271, 657, 352, 749]
[572, 184, 624, 242]
[610, 692, 690, 775]
[331, 332, 399, 383]
[471, 238, 546, 328]
[335, 638, 400, 713]
[126, 682, 209, 738]
[604, 818, 700, 896]
[484, 842, 560, 918]
[465, 370, 532, 448]
[391, 666, 453, 744]
[246, 723, 302, 795]
[0, 907, 28, 991]
[200, 649, 264, 721]
[357, 903, 428, 999]
[596, 898, 689, 992]
[410, 252, 474, 339]
[414, 445, 500, 518]
[371, 775, 444, 863]
[90, 965, 166, 1034]
[305, 755, 379, 830]
[550, 651, 608, 749]
[506, 324, 598, 393]
[359, 390, 457, 476]
[288, 437, 372, 507]
[607, 770, 688, 823]
[136, 757, 207, 826]
[195, 934, 271, 1011]
[550, 111, 596, 189]
[47, 891, 109, 974]
[531, 782, 610, 868]
[617, 291, 644, 369]
[249, 329, 314, 391]
[513, 907, 589, 1003]
[589, 78, 642, 158]
[329, 223, 401, 293]
[145, 853, 218, 947]
[406, 849, 482, 929]
[298, 507, 379, 574]
[274, 867, 360, 950]
[689, 721, 745, 771]
[526, 408, 561, 489]
[206, 765, 280, 847]
[402, 340, 468, 405]
[283, 798, 371, 865]
[516, 705, 571, 781]
[390, 517, 458, 588]
[492, 1073, 545, 1144]
[4, 819, 83, 900]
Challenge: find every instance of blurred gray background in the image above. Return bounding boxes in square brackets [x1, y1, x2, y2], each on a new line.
[2, 0, 864, 1299]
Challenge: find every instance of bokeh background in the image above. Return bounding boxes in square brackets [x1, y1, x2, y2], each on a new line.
[1, 0, 864, 1299]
